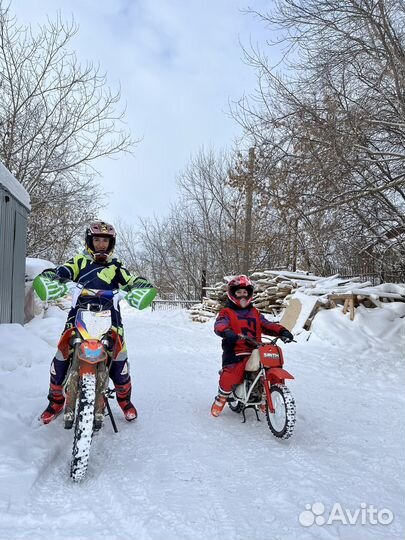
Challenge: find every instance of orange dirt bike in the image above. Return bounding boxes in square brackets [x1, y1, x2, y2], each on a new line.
[228, 335, 296, 439]
[63, 285, 131, 482]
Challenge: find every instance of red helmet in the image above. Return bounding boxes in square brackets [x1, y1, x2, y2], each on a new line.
[227, 275, 254, 308]
[85, 221, 116, 263]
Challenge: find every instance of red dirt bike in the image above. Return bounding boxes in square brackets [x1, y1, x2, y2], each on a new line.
[228, 335, 296, 439]
[63, 285, 128, 482]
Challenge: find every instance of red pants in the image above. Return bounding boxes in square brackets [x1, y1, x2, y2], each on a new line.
[218, 356, 250, 394]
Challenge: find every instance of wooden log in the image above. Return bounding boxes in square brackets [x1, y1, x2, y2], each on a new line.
[303, 301, 322, 330]
[342, 295, 355, 320]
[350, 297, 355, 320]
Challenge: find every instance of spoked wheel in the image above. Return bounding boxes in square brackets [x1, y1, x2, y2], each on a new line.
[70, 373, 96, 482]
[228, 396, 244, 414]
[265, 383, 296, 439]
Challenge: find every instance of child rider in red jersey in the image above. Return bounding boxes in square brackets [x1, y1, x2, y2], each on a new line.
[211, 275, 293, 417]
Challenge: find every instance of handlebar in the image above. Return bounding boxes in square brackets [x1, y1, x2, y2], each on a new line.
[71, 285, 126, 310]
[238, 334, 296, 347]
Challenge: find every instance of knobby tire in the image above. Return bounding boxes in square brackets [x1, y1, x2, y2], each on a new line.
[70, 373, 96, 482]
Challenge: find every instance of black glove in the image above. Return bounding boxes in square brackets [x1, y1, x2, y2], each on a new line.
[279, 328, 294, 342]
[41, 268, 70, 284]
[132, 276, 154, 289]
[41, 270, 72, 283]
[223, 329, 239, 345]
[42, 268, 58, 280]
[244, 336, 258, 348]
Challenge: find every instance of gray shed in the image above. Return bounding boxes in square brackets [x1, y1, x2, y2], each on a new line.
[0, 163, 31, 324]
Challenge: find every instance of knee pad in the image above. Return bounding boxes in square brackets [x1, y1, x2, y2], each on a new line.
[50, 358, 70, 385]
[109, 360, 130, 385]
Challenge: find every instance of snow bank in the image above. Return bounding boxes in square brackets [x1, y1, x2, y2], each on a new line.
[309, 302, 405, 356]
[288, 287, 405, 357]
[25, 257, 54, 280]
[24, 258, 55, 323]
[0, 324, 47, 371]
[0, 308, 65, 373]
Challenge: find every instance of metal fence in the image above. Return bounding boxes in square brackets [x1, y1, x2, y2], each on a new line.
[151, 299, 200, 311]
[327, 264, 405, 285]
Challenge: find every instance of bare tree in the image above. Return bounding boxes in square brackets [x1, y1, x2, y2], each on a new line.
[230, 0, 405, 273]
[117, 149, 280, 299]
[0, 4, 136, 260]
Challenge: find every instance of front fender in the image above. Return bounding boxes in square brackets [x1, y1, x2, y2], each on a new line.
[267, 367, 294, 383]
[78, 340, 108, 367]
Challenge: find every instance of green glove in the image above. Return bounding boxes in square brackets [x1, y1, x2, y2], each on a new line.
[125, 287, 157, 310]
[33, 275, 68, 302]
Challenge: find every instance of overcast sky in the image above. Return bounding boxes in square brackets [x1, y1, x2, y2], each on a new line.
[10, 0, 276, 225]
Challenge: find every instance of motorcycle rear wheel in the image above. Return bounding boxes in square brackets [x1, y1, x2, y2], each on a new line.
[70, 373, 96, 482]
[265, 383, 296, 439]
[228, 397, 244, 413]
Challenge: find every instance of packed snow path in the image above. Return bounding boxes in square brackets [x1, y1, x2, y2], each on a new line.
[0, 306, 404, 540]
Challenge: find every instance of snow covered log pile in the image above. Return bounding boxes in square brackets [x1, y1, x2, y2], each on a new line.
[188, 270, 405, 325]
[188, 270, 326, 323]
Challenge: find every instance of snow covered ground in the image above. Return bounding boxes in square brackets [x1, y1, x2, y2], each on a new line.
[0, 301, 404, 540]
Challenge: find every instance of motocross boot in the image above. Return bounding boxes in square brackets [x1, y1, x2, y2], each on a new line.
[115, 381, 137, 421]
[40, 383, 65, 424]
[211, 394, 227, 417]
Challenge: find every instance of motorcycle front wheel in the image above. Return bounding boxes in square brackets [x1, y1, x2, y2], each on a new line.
[265, 383, 296, 439]
[70, 373, 96, 482]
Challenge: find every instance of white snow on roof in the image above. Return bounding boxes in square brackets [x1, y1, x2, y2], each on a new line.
[0, 161, 30, 210]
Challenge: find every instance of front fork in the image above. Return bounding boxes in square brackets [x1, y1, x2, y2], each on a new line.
[261, 368, 275, 414]
[63, 343, 80, 429]
[63, 341, 109, 429]
[95, 361, 109, 423]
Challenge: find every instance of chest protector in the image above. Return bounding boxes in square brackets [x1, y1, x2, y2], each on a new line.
[221, 307, 262, 355]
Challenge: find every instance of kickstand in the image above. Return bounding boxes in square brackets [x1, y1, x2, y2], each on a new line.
[105, 388, 118, 433]
[241, 405, 261, 423]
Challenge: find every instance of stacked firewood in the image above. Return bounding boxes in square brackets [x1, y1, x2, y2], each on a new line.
[189, 269, 405, 323]
[188, 270, 323, 323]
